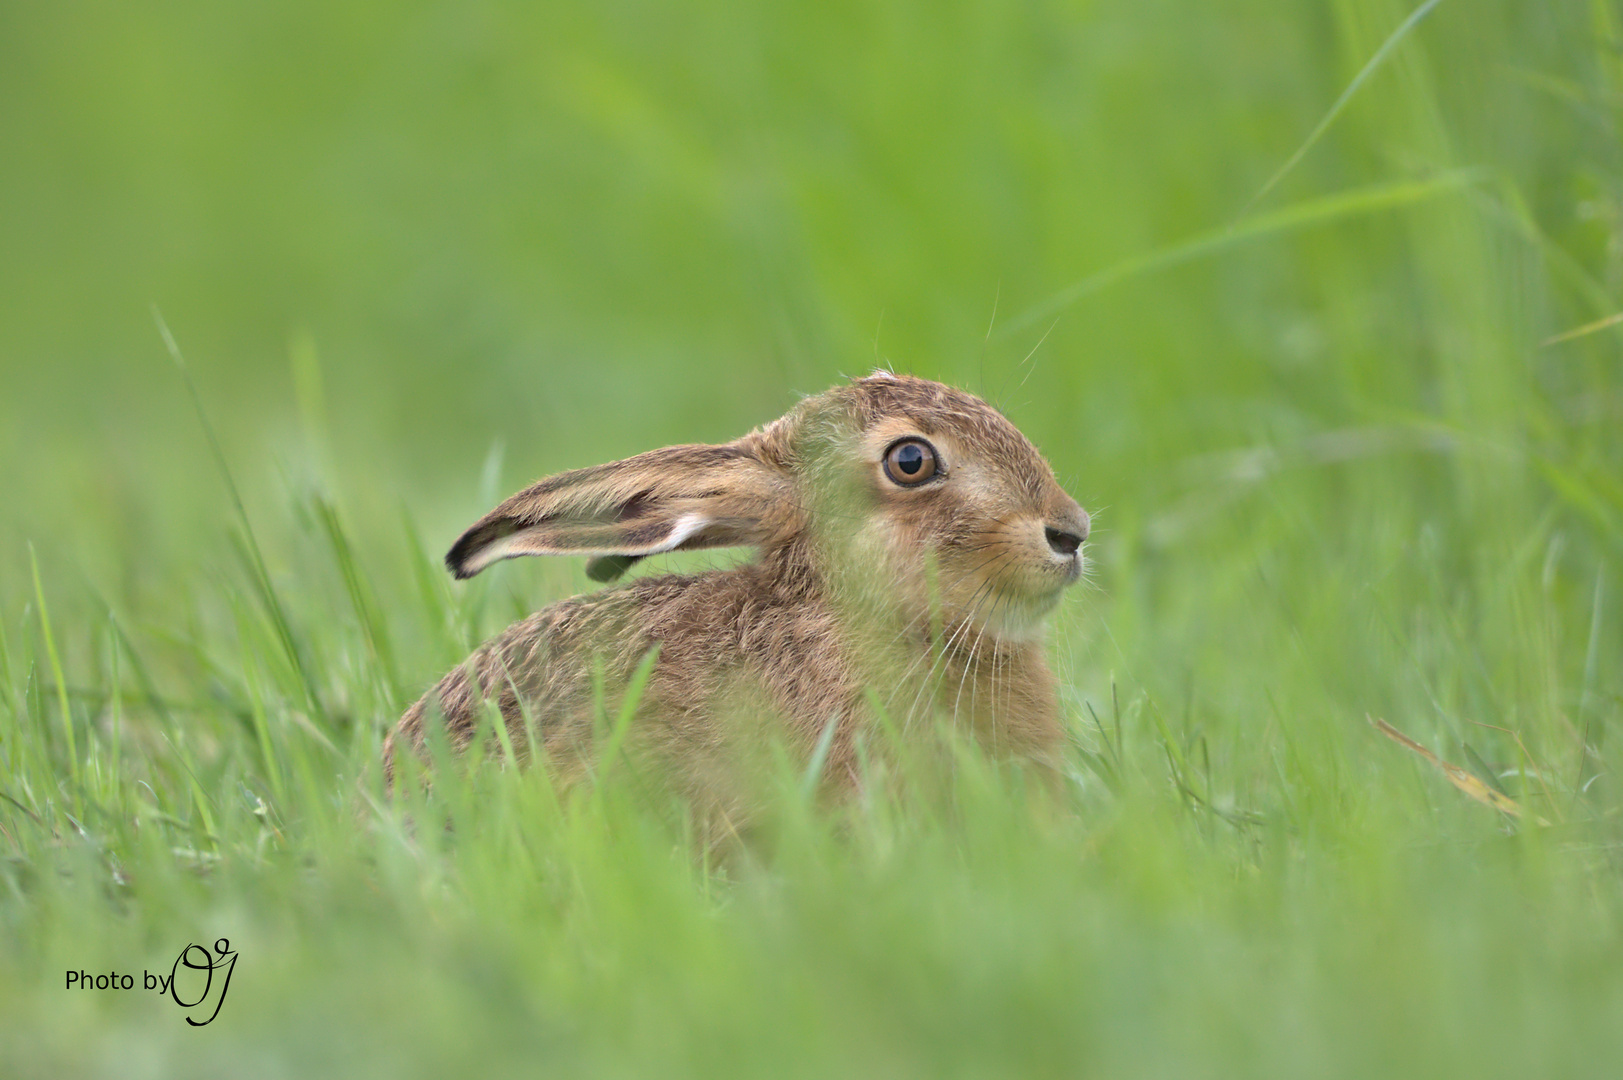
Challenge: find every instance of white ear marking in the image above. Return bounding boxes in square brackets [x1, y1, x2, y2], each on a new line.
[457, 511, 712, 578]
[655, 512, 709, 552]
[460, 534, 520, 576]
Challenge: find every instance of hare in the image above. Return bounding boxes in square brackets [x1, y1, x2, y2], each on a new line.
[385, 373, 1089, 810]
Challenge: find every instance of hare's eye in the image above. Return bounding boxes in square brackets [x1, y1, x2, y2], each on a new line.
[882, 438, 940, 486]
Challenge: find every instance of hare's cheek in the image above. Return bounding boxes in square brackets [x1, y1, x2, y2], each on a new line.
[845, 517, 915, 574]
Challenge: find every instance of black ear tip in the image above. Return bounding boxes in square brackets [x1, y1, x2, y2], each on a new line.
[445, 521, 507, 580]
[444, 544, 478, 578]
[444, 543, 476, 579]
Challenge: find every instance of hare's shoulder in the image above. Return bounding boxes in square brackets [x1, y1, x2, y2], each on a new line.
[623, 563, 837, 649]
[627, 565, 857, 730]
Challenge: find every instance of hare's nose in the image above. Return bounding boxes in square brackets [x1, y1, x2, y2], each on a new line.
[1044, 525, 1085, 557]
[1044, 504, 1090, 556]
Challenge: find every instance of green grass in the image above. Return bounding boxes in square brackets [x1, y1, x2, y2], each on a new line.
[2, 0, 1621, 1076]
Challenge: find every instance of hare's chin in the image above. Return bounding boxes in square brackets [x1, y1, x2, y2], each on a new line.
[968, 587, 1067, 642]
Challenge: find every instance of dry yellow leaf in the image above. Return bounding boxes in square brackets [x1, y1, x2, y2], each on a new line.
[1368, 716, 1549, 825]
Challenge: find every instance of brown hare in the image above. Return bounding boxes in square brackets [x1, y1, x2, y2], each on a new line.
[385, 373, 1089, 809]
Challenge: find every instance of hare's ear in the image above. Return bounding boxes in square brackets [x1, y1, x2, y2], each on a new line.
[445, 436, 787, 581]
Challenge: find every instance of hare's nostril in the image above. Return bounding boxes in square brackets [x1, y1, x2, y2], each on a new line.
[1045, 526, 1083, 557]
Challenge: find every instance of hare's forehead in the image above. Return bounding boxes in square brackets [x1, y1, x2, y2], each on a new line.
[855, 408, 1033, 456]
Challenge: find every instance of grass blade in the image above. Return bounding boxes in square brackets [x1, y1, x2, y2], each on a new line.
[314, 496, 402, 708]
[800, 711, 843, 802]
[596, 645, 661, 793]
[1541, 311, 1623, 347]
[154, 308, 323, 720]
[1577, 567, 1607, 794]
[1000, 170, 1482, 336]
[29, 544, 80, 812]
[1239, 0, 1447, 217]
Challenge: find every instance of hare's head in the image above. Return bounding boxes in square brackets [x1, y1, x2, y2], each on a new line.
[445, 373, 1087, 641]
[790, 373, 1088, 640]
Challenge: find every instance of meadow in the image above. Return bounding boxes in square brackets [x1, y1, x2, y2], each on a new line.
[1, 1, 1621, 1075]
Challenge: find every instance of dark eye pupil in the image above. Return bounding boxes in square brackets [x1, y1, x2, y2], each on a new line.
[896, 444, 923, 474]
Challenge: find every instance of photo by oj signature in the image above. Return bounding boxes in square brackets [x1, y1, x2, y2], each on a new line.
[385, 373, 1089, 819]
[61, 941, 238, 1028]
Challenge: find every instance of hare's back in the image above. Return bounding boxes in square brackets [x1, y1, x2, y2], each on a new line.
[389, 565, 844, 772]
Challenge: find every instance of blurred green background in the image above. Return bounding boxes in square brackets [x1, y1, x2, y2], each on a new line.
[2, 1, 1621, 1077]
[5, 0, 1611, 588]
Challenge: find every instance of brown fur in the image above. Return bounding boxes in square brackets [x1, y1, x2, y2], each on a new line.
[385, 374, 1090, 816]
